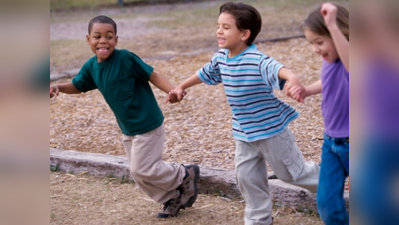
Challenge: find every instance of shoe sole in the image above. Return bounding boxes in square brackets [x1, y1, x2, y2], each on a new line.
[182, 165, 200, 208]
[156, 205, 183, 218]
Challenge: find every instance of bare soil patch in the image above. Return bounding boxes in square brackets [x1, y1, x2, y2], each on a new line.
[50, 172, 323, 224]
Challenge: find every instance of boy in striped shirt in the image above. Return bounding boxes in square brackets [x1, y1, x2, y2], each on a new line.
[168, 2, 319, 225]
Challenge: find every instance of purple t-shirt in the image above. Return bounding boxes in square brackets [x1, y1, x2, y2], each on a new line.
[321, 59, 349, 138]
[365, 60, 399, 138]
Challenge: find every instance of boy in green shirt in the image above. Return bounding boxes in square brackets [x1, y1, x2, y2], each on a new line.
[50, 15, 199, 218]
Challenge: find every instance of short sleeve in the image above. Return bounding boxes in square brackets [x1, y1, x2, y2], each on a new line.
[259, 55, 286, 90]
[128, 51, 154, 81]
[197, 52, 222, 85]
[72, 62, 97, 93]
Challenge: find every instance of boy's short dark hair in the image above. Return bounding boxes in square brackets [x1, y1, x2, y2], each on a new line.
[88, 15, 117, 34]
[220, 2, 262, 46]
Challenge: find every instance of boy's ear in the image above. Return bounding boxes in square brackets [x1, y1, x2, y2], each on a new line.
[241, 29, 251, 42]
[115, 35, 119, 46]
[86, 34, 90, 45]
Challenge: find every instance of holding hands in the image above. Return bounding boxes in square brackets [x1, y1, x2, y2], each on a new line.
[285, 80, 306, 103]
[286, 79, 323, 104]
[166, 87, 186, 104]
[166, 74, 202, 104]
[277, 68, 308, 103]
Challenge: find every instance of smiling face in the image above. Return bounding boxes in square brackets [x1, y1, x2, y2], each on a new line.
[86, 23, 118, 63]
[304, 29, 338, 63]
[217, 12, 249, 57]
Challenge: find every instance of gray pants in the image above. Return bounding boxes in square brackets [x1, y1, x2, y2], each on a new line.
[122, 124, 186, 204]
[235, 128, 320, 225]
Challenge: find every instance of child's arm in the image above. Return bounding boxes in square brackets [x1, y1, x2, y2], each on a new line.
[50, 82, 82, 98]
[279, 68, 306, 103]
[169, 74, 203, 102]
[149, 71, 184, 104]
[304, 80, 322, 97]
[149, 71, 175, 94]
[289, 80, 322, 102]
[321, 2, 349, 72]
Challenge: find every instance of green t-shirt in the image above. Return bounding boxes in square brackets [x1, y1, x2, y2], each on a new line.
[72, 49, 164, 136]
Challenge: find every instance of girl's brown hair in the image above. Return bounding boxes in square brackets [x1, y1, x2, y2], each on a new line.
[301, 3, 349, 41]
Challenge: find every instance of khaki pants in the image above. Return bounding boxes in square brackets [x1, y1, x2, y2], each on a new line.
[122, 124, 186, 204]
[235, 128, 320, 225]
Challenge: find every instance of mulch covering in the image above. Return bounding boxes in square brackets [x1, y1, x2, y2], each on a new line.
[50, 38, 348, 190]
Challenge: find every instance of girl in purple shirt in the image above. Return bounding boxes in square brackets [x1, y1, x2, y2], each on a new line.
[288, 2, 349, 225]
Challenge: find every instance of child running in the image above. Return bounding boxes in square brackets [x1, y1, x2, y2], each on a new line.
[168, 2, 320, 225]
[49, 15, 199, 218]
[288, 2, 349, 224]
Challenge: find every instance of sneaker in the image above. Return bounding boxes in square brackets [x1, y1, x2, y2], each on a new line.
[179, 164, 200, 208]
[156, 196, 183, 218]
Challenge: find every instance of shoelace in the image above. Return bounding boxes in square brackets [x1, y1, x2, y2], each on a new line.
[180, 176, 191, 194]
[163, 196, 181, 211]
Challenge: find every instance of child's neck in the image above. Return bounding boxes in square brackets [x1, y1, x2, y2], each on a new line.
[228, 44, 250, 58]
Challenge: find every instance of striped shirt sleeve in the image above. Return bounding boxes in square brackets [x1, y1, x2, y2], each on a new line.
[259, 55, 285, 90]
[197, 52, 222, 85]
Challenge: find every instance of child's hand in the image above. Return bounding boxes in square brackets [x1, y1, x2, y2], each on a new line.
[166, 90, 178, 104]
[287, 85, 306, 103]
[165, 88, 187, 104]
[50, 85, 59, 99]
[321, 2, 338, 28]
[285, 80, 305, 103]
[172, 87, 186, 101]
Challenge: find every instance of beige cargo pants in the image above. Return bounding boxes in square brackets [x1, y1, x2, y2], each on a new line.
[235, 128, 320, 225]
[122, 124, 186, 204]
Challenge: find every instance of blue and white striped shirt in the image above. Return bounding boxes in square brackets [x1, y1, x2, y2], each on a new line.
[197, 44, 299, 142]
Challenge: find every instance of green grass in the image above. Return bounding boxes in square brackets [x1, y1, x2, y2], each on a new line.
[50, 0, 200, 11]
[50, 164, 59, 172]
[148, 7, 218, 29]
[106, 173, 134, 184]
[50, 39, 92, 68]
[50, 0, 138, 11]
[50, 212, 56, 221]
[145, 0, 345, 34]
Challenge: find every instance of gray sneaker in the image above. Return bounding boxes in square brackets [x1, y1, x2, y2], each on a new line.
[179, 165, 200, 208]
[156, 196, 183, 218]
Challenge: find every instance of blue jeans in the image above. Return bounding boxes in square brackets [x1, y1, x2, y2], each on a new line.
[352, 136, 399, 225]
[317, 134, 349, 225]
